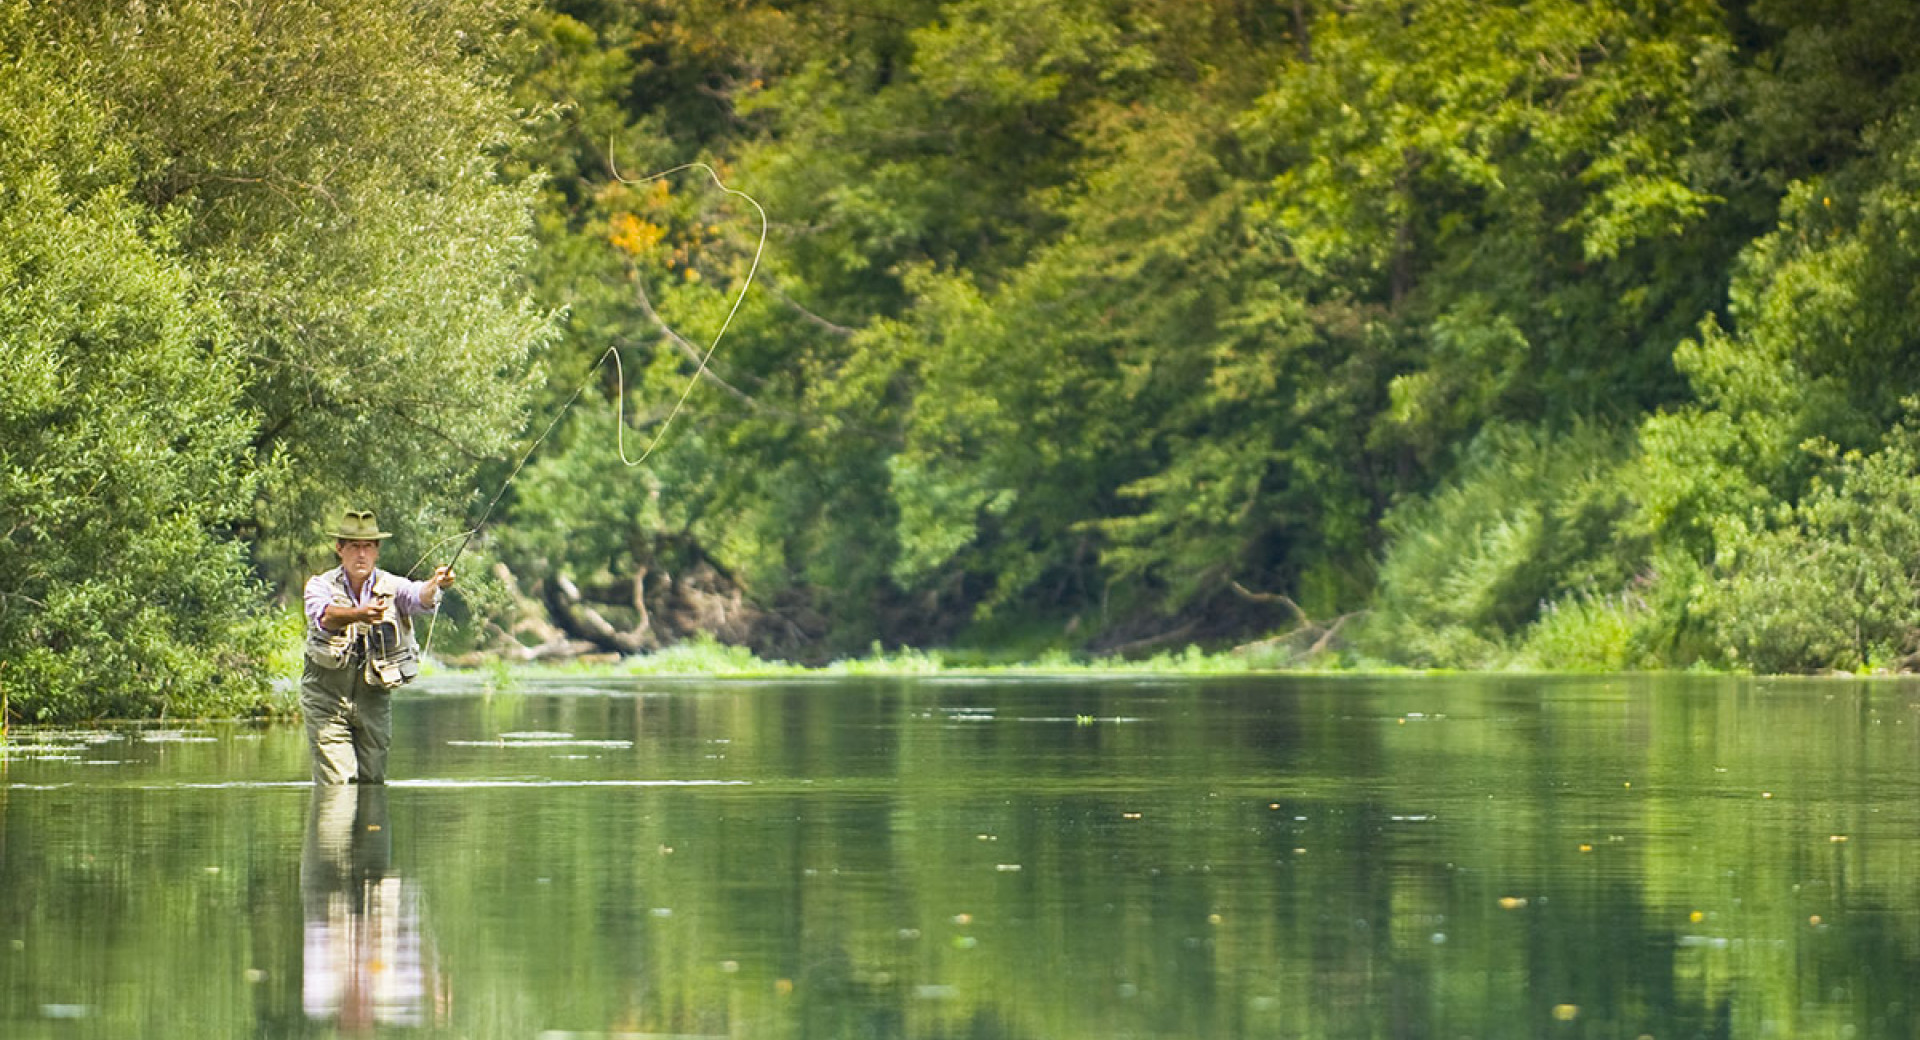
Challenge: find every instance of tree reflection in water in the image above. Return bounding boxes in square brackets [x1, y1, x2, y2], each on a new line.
[300, 785, 447, 1029]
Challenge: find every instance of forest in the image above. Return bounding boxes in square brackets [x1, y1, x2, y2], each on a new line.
[6, 0, 1920, 720]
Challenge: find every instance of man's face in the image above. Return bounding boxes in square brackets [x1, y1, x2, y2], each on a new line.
[335, 539, 381, 583]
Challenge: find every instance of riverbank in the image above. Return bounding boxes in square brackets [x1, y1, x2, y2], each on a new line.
[12, 624, 1886, 731]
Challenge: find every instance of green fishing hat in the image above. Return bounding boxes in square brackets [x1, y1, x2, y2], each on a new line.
[328, 508, 392, 542]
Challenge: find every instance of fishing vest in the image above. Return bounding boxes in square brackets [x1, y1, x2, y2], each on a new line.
[304, 568, 422, 689]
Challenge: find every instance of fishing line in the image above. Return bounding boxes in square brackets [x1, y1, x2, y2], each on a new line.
[411, 154, 768, 657]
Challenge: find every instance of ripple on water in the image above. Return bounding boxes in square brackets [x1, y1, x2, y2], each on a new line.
[445, 730, 636, 749]
[7, 777, 747, 791]
[139, 731, 219, 744]
[0, 749, 85, 761]
[0, 731, 123, 760]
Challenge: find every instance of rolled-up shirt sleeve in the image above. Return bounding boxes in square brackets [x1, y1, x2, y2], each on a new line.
[391, 577, 439, 617]
[303, 574, 335, 632]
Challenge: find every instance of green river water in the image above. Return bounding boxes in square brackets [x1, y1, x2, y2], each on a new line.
[2, 673, 1919, 1039]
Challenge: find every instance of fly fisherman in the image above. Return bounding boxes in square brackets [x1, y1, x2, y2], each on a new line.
[301, 508, 455, 785]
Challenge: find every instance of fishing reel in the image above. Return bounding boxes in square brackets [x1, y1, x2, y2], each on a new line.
[364, 600, 401, 656]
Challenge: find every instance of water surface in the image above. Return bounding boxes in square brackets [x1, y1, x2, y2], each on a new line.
[3, 673, 1919, 1038]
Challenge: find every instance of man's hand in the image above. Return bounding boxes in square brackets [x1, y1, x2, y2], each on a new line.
[422, 565, 455, 608]
[322, 601, 386, 631]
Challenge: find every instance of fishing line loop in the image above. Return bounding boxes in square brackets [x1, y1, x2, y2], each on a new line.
[410, 150, 768, 658]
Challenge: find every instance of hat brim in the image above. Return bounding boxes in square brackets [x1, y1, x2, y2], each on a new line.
[329, 530, 393, 541]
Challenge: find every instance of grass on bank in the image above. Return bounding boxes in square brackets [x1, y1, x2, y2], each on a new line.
[250, 589, 1850, 726]
[266, 615, 1396, 710]
[10, 610, 1849, 730]
[437, 632, 1418, 682]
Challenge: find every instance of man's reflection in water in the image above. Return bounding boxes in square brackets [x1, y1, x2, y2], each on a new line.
[301, 784, 447, 1029]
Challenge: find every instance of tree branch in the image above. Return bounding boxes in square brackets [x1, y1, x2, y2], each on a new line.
[761, 275, 857, 337]
[1229, 580, 1365, 661]
[1229, 580, 1310, 626]
[630, 268, 758, 405]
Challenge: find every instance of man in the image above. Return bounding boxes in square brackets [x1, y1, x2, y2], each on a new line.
[301, 508, 455, 785]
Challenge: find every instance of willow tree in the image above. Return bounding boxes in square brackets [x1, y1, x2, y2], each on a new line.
[31, 0, 554, 585]
[1, 0, 551, 718]
[0, 19, 269, 719]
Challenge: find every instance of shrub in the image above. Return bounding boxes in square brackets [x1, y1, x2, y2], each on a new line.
[1366, 422, 1642, 668]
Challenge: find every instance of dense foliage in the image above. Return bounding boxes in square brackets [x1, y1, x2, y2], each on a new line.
[10, 0, 1920, 721]
[481, 0, 1920, 672]
[0, 0, 548, 719]
[0, 31, 270, 718]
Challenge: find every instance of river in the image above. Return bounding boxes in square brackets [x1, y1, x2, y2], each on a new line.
[2, 673, 1918, 1038]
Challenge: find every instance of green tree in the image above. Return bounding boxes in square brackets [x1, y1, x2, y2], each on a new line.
[30, 0, 555, 584]
[460, 2, 830, 656]
[1635, 125, 1920, 669]
[0, 24, 272, 719]
[1703, 428, 1920, 673]
[1067, 0, 1730, 641]
[723, 0, 1308, 646]
[1, 0, 555, 718]
[478, 0, 1920, 672]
